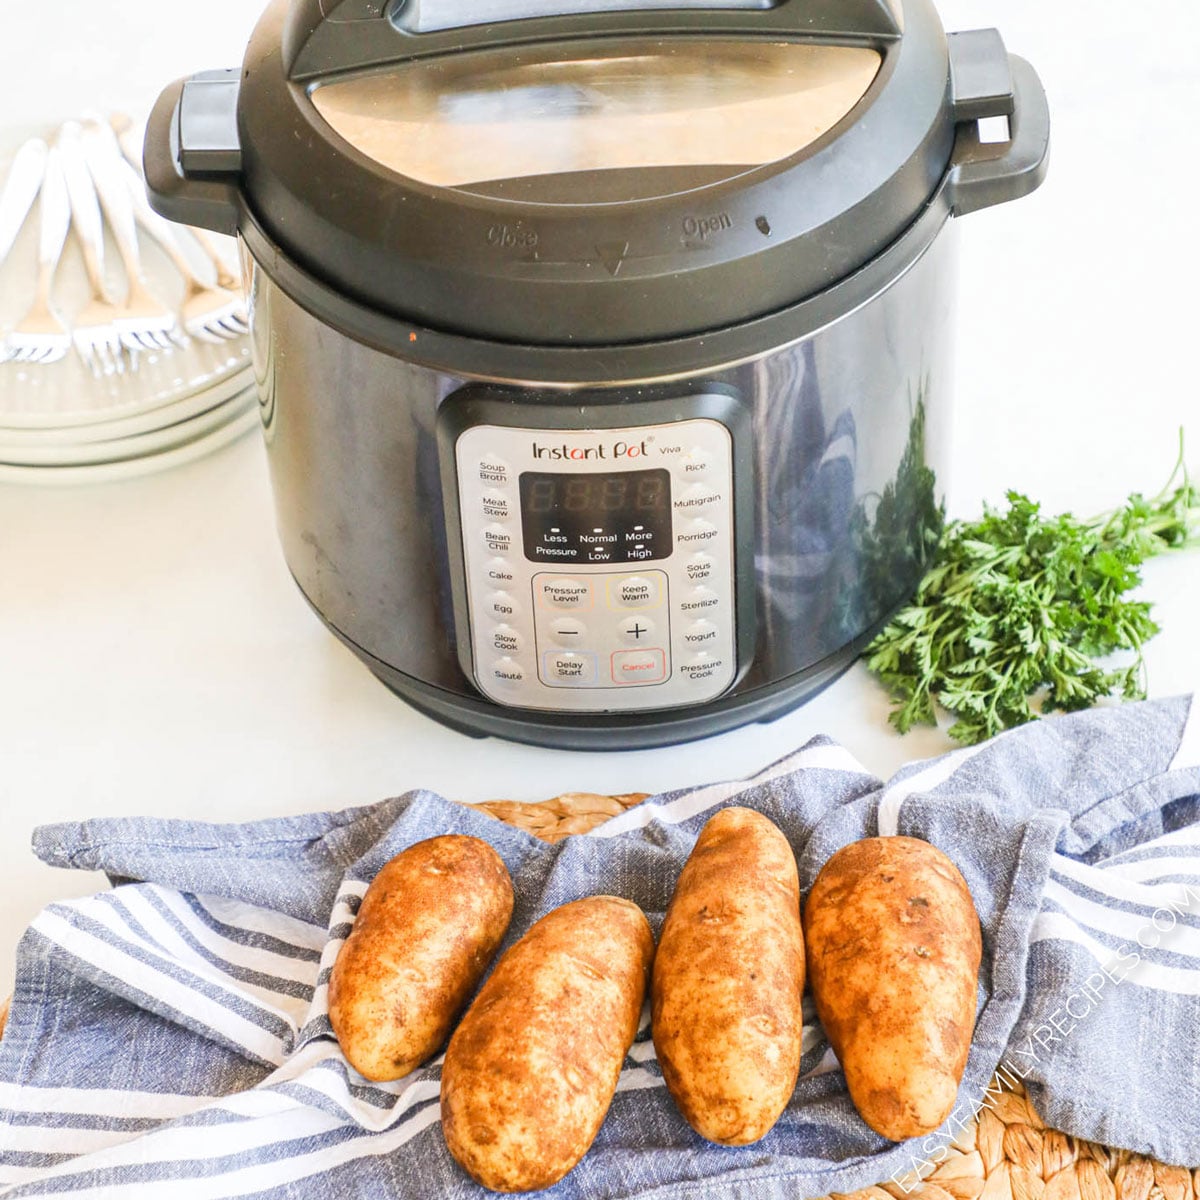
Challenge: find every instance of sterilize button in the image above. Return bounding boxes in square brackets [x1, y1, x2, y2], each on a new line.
[685, 552, 715, 583]
[537, 577, 593, 610]
[491, 624, 522, 655]
[483, 525, 514, 554]
[481, 493, 511, 520]
[614, 575, 660, 608]
[681, 619, 719, 647]
[676, 518, 718, 547]
[485, 591, 520, 620]
[489, 657, 525, 685]
[478, 456, 509, 486]
[550, 617, 587, 645]
[612, 648, 667, 685]
[618, 615, 656, 644]
[679, 586, 720, 615]
[544, 652, 598, 685]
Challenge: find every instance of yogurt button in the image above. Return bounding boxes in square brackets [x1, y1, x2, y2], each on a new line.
[681, 619, 719, 646]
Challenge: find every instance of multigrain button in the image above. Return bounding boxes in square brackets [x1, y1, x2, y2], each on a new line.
[675, 518, 718, 546]
[681, 619, 719, 646]
[483, 525, 514, 554]
[477, 456, 509, 486]
[537, 576, 593, 610]
[679, 586, 720, 615]
[489, 657, 525, 685]
[672, 483, 719, 513]
[612, 574, 661, 608]
[549, 617, 588, 645]
[484, 591, 519, 620]
[543, 652, 598, 685]
[612, 648, 667, 685]
[685, 552, 715, 583]
[491, 624, 522, 655]
[617, 615, 656, 645]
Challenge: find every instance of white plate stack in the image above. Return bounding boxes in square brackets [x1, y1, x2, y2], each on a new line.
[0, 116, 257, 484]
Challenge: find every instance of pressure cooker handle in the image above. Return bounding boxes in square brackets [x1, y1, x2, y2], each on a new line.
[946, 36, 1050, 217]
[284, 0, 901, 79]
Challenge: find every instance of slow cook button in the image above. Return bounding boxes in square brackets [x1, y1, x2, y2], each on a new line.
[685, 552, 715, 583]
[481, 493, 512, 521]
[611, 648, 667, 685]
[483, 525, 514, 554]
[491, 624, 522, 655]
[543, 652, 598, 686]
[678, 586, 720, 615]
[537, 577, 593, 610]
[484, 591, 520, 620]
[612, 574, 661, 608]
[675, 518, 718, 546]
[681, 618, 719, 646]
[488, 657, 525, 685]
[477, 456, 509, 486]
[681, 652, 725, 682]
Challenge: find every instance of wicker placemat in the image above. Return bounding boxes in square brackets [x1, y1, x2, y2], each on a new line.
[1, 791, 1194, 1193]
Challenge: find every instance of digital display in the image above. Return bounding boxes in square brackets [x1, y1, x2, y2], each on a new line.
[519, 469, 672, 564]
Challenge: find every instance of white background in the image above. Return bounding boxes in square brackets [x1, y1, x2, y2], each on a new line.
[1, 1, 1198, 996]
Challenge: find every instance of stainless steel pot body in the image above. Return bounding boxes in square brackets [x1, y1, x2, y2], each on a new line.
[243, 213, 957, 748]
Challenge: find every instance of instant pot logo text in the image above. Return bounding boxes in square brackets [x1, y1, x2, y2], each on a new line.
[531, 441, 649, 461]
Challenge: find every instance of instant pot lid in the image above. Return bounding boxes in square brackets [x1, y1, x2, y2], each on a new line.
[145, 0, 1028, 345]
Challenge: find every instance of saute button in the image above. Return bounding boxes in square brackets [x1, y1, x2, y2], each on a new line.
[485, 591, 520, 620]
[618, 616, 656, 645]
[549, 617, 587, 645]
[676, 518, 718, 547]
[489, 657, 525, 685]
[681, 619, 719, 647]
[678, 586, 720, 615]
[685, 552, 715, 583]
[483, 525, 514, 554]
[537, 577, 593, 609]
[491, 625, 522, 655]
[477, 456, 510, 486]
[611, 648, 667, 685]
[543, 652, 598, 685]
[481, 493, 512, 521]
[612, 575, 661, 608]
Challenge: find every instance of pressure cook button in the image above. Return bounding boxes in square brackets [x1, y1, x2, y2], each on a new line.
[681, 652, 725, 681]
[676, 518, 718, 546]
[483, 526, 514, 554]
[481, 493, 511, 520]
[549, 617, 587, 644]
[485, 591, 520, 620]
[489, 657, 525, 685]
[537, 577, 593, 610]
[543, 652, 598, 685]
[681, 619, 719, 647]
[612, 648, 668, 685]
[491, 624, 522, 655]
[685, 552, 715, 583]
[485, 557, 516, 586]
[613, 575, 661, 608]
[477, 456, 509, 486]
[617, 615, 656, 644]
[679, 586, 720, 615]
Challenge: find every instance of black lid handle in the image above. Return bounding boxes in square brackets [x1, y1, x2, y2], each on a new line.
[946, 33, 1050, 217]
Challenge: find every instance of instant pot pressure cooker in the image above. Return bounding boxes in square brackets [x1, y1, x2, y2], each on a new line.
[145, 0, 1049, 750]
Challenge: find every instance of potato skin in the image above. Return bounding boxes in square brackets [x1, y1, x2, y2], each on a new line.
[804, 836, 983, 1141]
[652, 806, 805, 1145]
[441, 896, 654, 1193]
[328, 835, 514, 1082]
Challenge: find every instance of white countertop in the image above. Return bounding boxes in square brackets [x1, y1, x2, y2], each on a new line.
[2, 0, 1198, 998]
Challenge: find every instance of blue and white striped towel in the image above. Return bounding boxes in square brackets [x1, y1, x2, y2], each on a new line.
[2, 697, 1199, 1196]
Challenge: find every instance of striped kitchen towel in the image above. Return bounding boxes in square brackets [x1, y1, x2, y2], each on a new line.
[1, 697, 1199, 1197]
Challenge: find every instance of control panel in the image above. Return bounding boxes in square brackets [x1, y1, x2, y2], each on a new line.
[443, 394, 747, 713]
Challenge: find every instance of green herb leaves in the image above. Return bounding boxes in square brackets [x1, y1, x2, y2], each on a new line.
[866, 439, 1199, 745]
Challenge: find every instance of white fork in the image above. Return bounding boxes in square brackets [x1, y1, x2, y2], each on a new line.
[0, 138, 48, 269]
[81, 120, 178, 359]
[59, 122, 127, 377]
[0, 145, 71, 366]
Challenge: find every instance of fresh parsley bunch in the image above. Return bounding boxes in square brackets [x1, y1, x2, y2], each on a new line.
[866, 438, 1200, 745]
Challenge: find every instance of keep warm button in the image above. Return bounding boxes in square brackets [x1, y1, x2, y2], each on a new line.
[612, 648, 667, 686]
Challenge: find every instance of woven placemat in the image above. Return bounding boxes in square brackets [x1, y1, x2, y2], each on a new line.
[2, 791, 1194, 1193]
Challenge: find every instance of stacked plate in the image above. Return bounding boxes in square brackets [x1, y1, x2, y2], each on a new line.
[0, 118, 257, 484]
